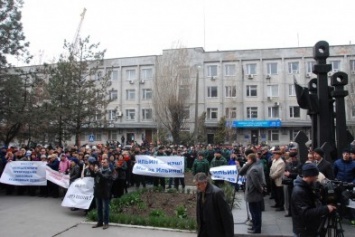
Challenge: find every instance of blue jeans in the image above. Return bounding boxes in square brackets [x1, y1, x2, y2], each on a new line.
[96, 197, 110, 225]
[249, 200, 262, 233]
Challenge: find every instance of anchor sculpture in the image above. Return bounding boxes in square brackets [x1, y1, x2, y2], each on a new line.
[294, 41, 354, 163]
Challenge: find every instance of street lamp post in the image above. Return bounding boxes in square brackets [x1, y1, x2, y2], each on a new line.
[194, 67, 200, 144]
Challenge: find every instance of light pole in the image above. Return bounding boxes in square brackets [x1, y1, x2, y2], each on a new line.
[194, 66, 200, 144]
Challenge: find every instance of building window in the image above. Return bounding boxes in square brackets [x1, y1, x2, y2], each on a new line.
[225, 64, 236, 76]
[330, 60, 341, 72]
[126, 109, 136, 120]
[126, 89, 135, 100]
[246, 63, 257, 75]
[93, 132, 102, 141]
[306, 61, 315, 73]
[246, 85, 257, 97]
[183, 107, 190, 119]
[225, 107, 237, 119]
[247, 107, 258, 119]
[225, 86, 237, 98]
[96, 70, 103, 80]
[350, 60, 355, 71]
[352, 107, 355, 117]
[126, 69, 136, 80]
[141, 68, 153, 80]
[207, 65, 218, 77]
[108, 110, 117, 121]
[268, 106, 280, 118]
[288, 62, 299, 74]
[267, 85, 279, 98]
[289, 84, 296, 96]
[290, 106, 300, 118]
[110, 90, 118, 101]
[94, 112, 102, 121]
[207, 108, 218, 120]
[207, 86, 218, 98]
[289, 129, 299, 141]
[109, 131, 118, 140]
[109, 70, 119, 81]
[142, 89, 152, 100]
[267, 63, 277, 75]
[142, 108, 152, 120]
[268, 130, 279, 141]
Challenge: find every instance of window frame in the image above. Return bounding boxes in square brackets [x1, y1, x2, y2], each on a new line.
[246, 107, 258, 119]
[207, 86, 218, 98]
[207, 108, 218, 120]
[288, 61, 299, 74]
[266, 62, 278, 75]
[142, 108, 153, 120]
[126, 109, 136, 121]
[246, 85, 258, 97]
[142, 89, 152, 100]
[225, 86, 237, 98]
[225, 64, 236, 76]
[289, 106, 301, 118]
[126, 89, 136, 100]
[206, 65, 218, 77]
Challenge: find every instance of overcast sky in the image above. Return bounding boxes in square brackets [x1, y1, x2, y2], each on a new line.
[14, 0, 355, 65]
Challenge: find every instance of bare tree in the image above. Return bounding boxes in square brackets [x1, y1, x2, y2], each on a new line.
[153, 45, 192, 144]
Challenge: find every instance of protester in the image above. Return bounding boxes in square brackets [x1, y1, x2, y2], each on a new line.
[194, 172, 234, 237]
[192, 152, 209, 176]
[282, 152, 301, 217]
[113, 154, 127, 198]
[243, 153, 265, 234]
[269, 148, 286, 211]
[210, 150, 228, 187]
[47, 154, 59, 198]
[92, 158, 113, 230]
[291, 163, 337, 236]
[153, 146, 166, 190]
[313, 148, 335, 180]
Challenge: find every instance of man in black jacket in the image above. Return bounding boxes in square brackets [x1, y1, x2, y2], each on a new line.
[291, 163, 336, 236]
[313, 148, 335, 180]
[194, 172, 234, 237]
[92, 158, 113, 230]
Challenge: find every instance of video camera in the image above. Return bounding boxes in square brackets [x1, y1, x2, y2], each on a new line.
[318, 180, 355, 209]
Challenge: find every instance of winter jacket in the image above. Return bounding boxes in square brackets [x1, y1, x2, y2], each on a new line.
[114, 160, 127, 180]
[192, 159, 209, 175]
[210, 156, 228, 168]
[270, 158, 285, 187]
[94, 167, 113, 199]
[316, 158, 335, 180]
[69, 164, 81, 184]
[196, 183, 234, 237]
[59, 159, 70, 174]
[333, 158, 355, 183]
[47, 159, 59, 171]
[244, 162, 265, 203]
[291, 177, 328, 236]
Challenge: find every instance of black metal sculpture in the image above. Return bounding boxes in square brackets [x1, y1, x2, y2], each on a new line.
[294, 41, 354, 163]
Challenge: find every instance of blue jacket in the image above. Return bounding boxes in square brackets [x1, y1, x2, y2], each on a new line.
[333, 158, 355, 183]
[47, 159, 59, 171]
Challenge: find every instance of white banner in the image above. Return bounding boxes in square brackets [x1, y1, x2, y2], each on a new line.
[210, 165, 239, 183]
[132, 155, 184, 178]
[0, 161, 47, 186]
[46, 166, 70, 189]
[61, 177, 94, 209]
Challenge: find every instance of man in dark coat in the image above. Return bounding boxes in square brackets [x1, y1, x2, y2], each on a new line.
[194, 172, 234, 237]
[291, 163, 336, 236]
[92, 158, 113, 230]
[313, 148, 335, 180]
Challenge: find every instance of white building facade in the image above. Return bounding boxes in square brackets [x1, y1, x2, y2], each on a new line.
[77, 45, 355, 146]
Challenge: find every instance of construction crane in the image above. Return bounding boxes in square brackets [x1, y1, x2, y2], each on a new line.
[70, 8, 87, 56]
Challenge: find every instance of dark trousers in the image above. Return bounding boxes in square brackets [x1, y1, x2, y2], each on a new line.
[153, 177, 165, 189]
[174, 178, 185, 190]
[272, 182, 284, 208]
[249, 200, 262, 233]
[96, 197, 110, 225]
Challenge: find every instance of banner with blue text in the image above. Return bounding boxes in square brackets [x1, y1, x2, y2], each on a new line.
[210, 165, 240, 183]
[0, 161, 47, 186]
[132, 155, 184, 178]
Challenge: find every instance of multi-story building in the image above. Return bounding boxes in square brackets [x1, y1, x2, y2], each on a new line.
[24, 44, 355, 146]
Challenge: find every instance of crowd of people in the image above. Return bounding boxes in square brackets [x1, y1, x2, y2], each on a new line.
[0, 141, 355, 234]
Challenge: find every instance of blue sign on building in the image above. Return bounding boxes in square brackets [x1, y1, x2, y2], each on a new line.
[232, 119, 282, 128]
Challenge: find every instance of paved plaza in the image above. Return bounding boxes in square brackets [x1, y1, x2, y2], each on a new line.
[0, 189, 354, 237]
